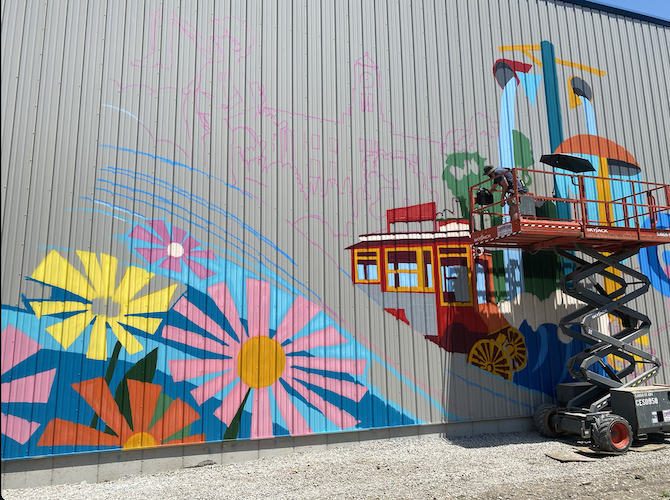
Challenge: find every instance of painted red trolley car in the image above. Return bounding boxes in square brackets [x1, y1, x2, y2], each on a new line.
[346, 202, 527, 381]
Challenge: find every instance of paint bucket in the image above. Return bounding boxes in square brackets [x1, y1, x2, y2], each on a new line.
[476, 188, 494, 206]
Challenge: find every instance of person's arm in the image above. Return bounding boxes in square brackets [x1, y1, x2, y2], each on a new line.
[489, 174, 501, 192]
[499, 176, 510, 196]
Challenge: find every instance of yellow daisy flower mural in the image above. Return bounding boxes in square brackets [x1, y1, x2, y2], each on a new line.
[29, 250, 177, 360]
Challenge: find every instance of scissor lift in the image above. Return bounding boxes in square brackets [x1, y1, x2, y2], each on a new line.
[469, 154, 670, 452]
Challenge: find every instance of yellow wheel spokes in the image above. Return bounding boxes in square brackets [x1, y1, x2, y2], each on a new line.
[492, 326, 528, 372]
[468, 339, 513, 381]
[504, 327, 528, 371]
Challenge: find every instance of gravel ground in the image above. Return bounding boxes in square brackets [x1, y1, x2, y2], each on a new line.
[3, 432, 669, 500]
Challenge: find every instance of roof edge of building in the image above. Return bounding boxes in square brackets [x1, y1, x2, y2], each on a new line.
[553, 0, 670, 27]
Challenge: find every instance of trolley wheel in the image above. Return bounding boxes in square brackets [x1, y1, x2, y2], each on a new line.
[494, 326, 528, 372]
[533, 404, 563, 438]
[592, 414, 633, 453]
[468, 339, 513, 381]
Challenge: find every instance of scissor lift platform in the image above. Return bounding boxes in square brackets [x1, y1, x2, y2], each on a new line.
[471, 217, 669, 253]
[468, 159, 670, 452]
[469, 165, 670, 253]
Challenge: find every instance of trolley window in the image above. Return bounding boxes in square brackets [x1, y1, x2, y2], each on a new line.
[438, 246, 473, 305]
[354, 249, 381, 284]
[385, 247, 434, 292]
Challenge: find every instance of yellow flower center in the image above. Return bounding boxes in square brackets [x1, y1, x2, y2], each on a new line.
[123, 432, 158, 449]
[238, 336, 286, 389]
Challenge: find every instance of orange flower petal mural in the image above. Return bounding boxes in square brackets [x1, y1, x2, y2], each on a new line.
[37, 377, 204, 450]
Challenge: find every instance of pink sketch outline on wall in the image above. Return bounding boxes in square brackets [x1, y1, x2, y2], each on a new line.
[110, 12, 499, 266]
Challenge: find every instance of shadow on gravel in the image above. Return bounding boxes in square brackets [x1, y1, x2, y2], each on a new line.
[443, 431, 555, 449]
[444, 430, 670, 451]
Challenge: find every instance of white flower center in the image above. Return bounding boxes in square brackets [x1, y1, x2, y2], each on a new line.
[167, 242, 185, 258]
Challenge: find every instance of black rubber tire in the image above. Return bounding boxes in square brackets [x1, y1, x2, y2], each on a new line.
[592, 414, 633, 453]
[534, 404, 563, 438]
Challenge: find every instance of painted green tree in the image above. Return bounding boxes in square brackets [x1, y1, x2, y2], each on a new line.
[512, 130, 534, 187]
[513, 130, 563, 301]
[442, 152, 487, 219]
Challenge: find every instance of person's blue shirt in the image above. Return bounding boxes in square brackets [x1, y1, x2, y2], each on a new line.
[492, 167, 527, 195]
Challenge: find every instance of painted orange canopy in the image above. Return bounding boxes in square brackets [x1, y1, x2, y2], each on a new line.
[554, 134, 639, 168]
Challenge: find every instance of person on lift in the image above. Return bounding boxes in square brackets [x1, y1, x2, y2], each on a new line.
[483, 165, 528, 221]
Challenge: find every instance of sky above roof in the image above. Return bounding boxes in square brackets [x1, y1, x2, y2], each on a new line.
[587, 0, 670, 22]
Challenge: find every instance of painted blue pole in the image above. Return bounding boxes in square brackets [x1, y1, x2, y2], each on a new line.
[541, 41, 563, 152]
[541, 41, 571, 224]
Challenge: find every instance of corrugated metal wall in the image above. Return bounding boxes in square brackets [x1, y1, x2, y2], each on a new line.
[2, 0, 669, 460]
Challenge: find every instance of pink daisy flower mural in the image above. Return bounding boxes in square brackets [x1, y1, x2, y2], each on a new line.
[164, 279, 368, 439]
[129, 220, 216, 279]
[1, 326, 56, 444]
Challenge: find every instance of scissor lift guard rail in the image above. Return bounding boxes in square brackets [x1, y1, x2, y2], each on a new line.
[469, 155, 670, 452]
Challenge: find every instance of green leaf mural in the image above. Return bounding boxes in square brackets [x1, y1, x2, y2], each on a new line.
[103, 347, 159, 434]
[442, 152, 488, 219]
[90, 341, 123, 429]
[147, 392, 192, 443]
[512, 130, 534, 187]
[224, 388, 251, 440]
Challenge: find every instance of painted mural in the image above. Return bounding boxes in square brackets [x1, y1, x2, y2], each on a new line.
[2, 4, 668, 462]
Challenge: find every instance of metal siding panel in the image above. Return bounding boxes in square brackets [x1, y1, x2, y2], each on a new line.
[158, 0, 203, 440]
[331, 0, 370, 429]
[90, 0, 128, 328]
[624, 21, 657, 179]
[396, 0, 426, 426]
[510, 0, 553, 401]
[289, 0, 314, 430]
[41, 0, 89, 284]
[347, 0, 382, 428]
[270, 0, 300, 436]
[644, 33, 670, 361]
[495, 0, 546, 417]
[400, 0, 432, 425]
[1, 0, 48, 308]
[259, 0, 278, 279]
[379, 0, 407, 427]
[603, 14, 638, 152]
[257, 0, 280, 436]
[22, 3, 89, 459]
[636, 24, 670, 175]
[422, 0, 447, 208]
[569, 6, 601, 140]
[421, 0, 450, 423]
[610, 17, 648, 166]
[520, 0, 555, 200]
[318, 0, 347, 429]
[555, 2, 584, 141]
[433, 0, 460, 420]
[526, 4, 575, 408]
[375, 0, 396, 236]
[0, 1, 28, 235]
[631, 23, 670, 383]
[584, 9, 618, 155]
[456, 0, 483, 418]
[72, 0, 113, 452]
[307, 0, 332, 433]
